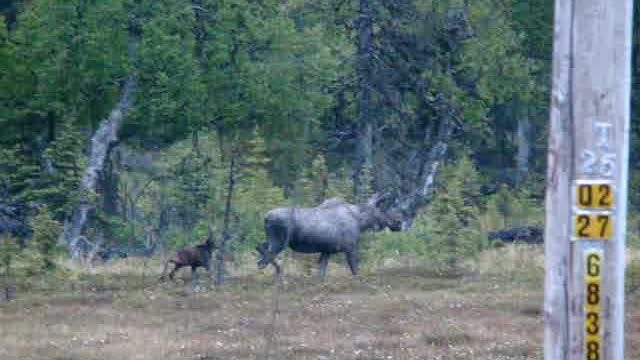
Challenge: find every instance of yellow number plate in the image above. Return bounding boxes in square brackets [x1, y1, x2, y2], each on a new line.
[574, 214, 613, 240]
[584, 251, 602, 360]
[576, 183, 614, 209]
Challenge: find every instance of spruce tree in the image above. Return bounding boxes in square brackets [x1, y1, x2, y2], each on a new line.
[423, 156, 484, 273]
[0, 235, 19, 279]
[310, 155, 329, 204]
[30, 119, 85, 221]
[174, 150, 211, 229]
[28, 207, 62, 272]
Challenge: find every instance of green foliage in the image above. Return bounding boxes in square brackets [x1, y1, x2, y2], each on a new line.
[626, 259, 640, 295]
[174, 150, 211, 228]
[480, 184, 544, 232]
[7, 0, 128, 122]
[358, 163, 375, 203]
[0, 235, 20, 278]
[365, 156, 488, 271]
[27, 207, 62, 273]
[310, 155, 330, 204]
[126, 0, 203, 147]
[0, 0, 558, 268]
[419, 156, 486, 271]
[363, 231, 430, 266]
[462, 0, 537, 105]
[235, 133, 287, 252]
[31, 119, 86, 220]
[294, 154, 331, 206]
[0, 119, 86, 222]
[326, 170, 354, 203]
[0, 145, 38, 201]
[0, 15, 17, 122]
[97, 213, 134, 246]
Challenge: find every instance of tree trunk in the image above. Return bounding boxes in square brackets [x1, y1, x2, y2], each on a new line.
[101, 145, 119, 216]
[215, 150, 236, 286]
[354, 0, 375, 200]
[516, 107, 531, 183]
[395, 117, 454, 228]
[64, 77, 134, 260]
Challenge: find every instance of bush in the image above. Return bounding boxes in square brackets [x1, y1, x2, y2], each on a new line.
[162, 226, 195, 250]
[26, 207, 62, 273]
[362, 231, 430, 267]
[364, 156, 488, 273]
[626, 259, 640, 295]
[419, 156, 486, 272]
[0, 235, 20, 278]
[480, 184, 543, 233]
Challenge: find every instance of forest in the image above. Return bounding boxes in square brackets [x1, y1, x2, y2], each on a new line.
[0, 0, 559, 273]
[1, 1, 640, 359]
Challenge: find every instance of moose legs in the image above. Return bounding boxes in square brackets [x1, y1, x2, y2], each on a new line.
[256, 242, 283, 277]
[318, 253, 330, 277]
[318, 250, 358, 277]
[160, 260, 183, 281]
[161, 261, 208, 284]
[345, 250, 359, 275]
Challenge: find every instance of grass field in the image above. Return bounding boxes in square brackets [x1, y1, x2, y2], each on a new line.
[0, 244, 638, 360]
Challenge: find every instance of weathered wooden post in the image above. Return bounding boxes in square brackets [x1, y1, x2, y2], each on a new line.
[544, 1, 633, 360]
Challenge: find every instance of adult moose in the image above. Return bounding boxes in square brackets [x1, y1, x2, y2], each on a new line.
[160, 229, 216, 284]
[257, 194, 401, 277]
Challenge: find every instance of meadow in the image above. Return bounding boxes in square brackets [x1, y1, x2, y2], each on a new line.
[2, 244, 638, 360]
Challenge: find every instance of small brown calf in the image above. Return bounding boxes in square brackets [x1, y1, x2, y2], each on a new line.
[161, 232, 216, 283]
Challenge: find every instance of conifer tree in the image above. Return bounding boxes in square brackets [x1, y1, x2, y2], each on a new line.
[28, 207, 62, 272]
[423, 156, 484, 272]
[0, 235, 19, 279]
[174, 150, 211, 229]
[30, 119, 86, 221]
[310, 155, 329, 204]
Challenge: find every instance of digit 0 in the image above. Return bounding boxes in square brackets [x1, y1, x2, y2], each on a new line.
[579, 185, 593, 207]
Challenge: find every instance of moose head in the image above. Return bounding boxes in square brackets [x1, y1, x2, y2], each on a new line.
[358, 193, 402, 232]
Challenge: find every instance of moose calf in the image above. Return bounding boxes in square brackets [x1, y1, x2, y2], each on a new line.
[161, 232, 216, 284]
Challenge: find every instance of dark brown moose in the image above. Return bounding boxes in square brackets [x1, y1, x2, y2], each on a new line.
[257, 195, 401, 277]
[160, 230, 216, 283]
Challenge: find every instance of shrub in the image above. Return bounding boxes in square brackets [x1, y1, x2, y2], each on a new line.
[0, 235, 20, 278]
[27, 207, 62, 273]
[626, 259, 640, 295]
[419, 156, 486, 272]
[480, 184, 543, 233]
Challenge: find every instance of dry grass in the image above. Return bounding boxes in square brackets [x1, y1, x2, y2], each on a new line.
[0, 245, 638, 360]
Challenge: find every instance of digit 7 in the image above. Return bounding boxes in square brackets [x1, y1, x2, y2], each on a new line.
[596, 215, 609, 238]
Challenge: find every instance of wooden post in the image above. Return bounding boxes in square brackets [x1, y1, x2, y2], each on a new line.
[545, 1, 633, 360]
